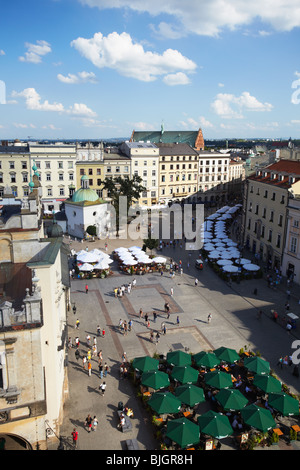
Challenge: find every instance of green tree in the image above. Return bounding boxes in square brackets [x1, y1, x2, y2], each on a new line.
[101, 175, 146, 235]
[143, 237, 159, 255]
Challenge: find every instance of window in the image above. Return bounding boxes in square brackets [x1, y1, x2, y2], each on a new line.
[272, 192, 276, 201]
[134, 161, 138, 166]
[12, 187, 17, 197]
[262, 208, 266, 218]
[116, 166, 120, 173]
[0, 351, 7, 390]
[47, 188, 53, 196]
[80, 169, 85, 175]
[0, 174, 2, 184]
[170, 175, 173, 182]
[281, 195, 285, 204]
[276, 234, 281, 248]
[22, 161, 27, 169]
[46, 173, 51, 181]
[89, 179, 93, 186]
[255, 204, 259, 215]
[268, 230, 272, 242]
[58, 162, 63, 169]
[152, 180, 156, 186]
[162, 165, 165, 170]
[59, 188, 65, 196]
[124, 166, 129, 173]
[261, 226, 265, 238]
[96, 189, 103, 198]
[152, 170, 156, 176]
[152, 160, 156, 166]
[291, 237, 297, 253]
[293, 220, 299, 228]
[97, 168, 101, 175]
[36, 162, 40, 169]
[106, 166, 111, 173]
[248, 219, 251, 230]
[143, 170, 147, 177]
[89, 168, 93, 175]
[69, 173, 74, 181]
[269, 211, 274, 222]
[10, 173, 16, 183]
[97, 179, 101, 186]
[278, 214, 283, 227]
[68, 161, 73, 169]
[22, 173, 28, 183]
[151, 191, 156, 197]
[264, 190, 268, 198]
[23, 187, 29, 196]
[45, 162, 51, 169]
[9, 161, 15, 169]
[59, 173, 64, 181]
[144, 161, 147, 166]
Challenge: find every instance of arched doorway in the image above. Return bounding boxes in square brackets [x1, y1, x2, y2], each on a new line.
[0, 433, 32, 450]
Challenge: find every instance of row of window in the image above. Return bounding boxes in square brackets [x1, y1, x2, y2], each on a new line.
[161, 156, 196, 162]
[249, 186, 286, 204]
[0, 173, 74, 184]
[248, 204, 284, 226]
[160, 186, 197, 196]
[161, 164, 197, 171]
[0, 186, 66, 197]
[161, 174, 197, 182]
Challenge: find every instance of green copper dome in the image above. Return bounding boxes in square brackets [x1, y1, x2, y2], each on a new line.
[71, 188, 100, 203]
[71, 175, 100, 203]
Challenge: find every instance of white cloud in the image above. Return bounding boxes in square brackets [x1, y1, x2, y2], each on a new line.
[211, 91, 273, 118]
[163, 72, 190, 86]
[12, 87, 96, 117]
[131, 121, 156, 131]
[19, 40, 51, 63]
[57, 71, 97, 84]
[71, 31, 196, 82]
[150, 22, 184, 39]
[180, 116, 214, 129]
[0, 50, 5, 56]
[218, 83, 225, 87]
[78, 0, 300, 37]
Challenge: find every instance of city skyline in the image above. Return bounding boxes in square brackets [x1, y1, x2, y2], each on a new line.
[1, 0, 300, 140]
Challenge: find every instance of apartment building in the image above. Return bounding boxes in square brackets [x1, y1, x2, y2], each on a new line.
[243, 160, 300, 268]
[197, 150, 230, 203]
[0, 142, 31, 199]
[282, 196, 300, 284]
[120, 141, 159, 206]
[29, 143, 77, 213]
[156, 143, 199, 202]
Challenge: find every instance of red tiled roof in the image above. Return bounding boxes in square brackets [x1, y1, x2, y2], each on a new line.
[266, 160, 300, 175]
[248, 160, 300, 188]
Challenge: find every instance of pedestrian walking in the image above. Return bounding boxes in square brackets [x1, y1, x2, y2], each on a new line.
[75, 319, 80, 329]
[139, 308, 143, 318]
[128, 319, 132, 331]
[68, 337, 73, 349]
[92, 416, 98, 431]
[156, 332, 160, 343]
[88, 361, 92, 376]
[82, 355, 87, 369]
[99, 364, 103, 379]
[122, 352, 127, 363]
[98, 350, 103, 365]
[102, 328, 105, 338]
[153, 311, 157, 322]
[75, 337, 80, 348]
[277, 356, 283, 369]
[147, 320, 150, 328]
[71, 428, 78, 448]
[75, 348, 80, 361]
[195, 278, 198, 286]
[86, 334, 91, 347]
[87, 349, 92, 361]
[85, 284, 89, 294]
[99, 381, 106, 395]
[104, 362, 109, 377]
[176, 315, 180, 325]
[150, 330, 154, 342]
[163, 324, 167, 335]
[145, 313, 148, 323]
[73, 304, 77, 315]
[207, 313, 212, 323]
[170, 287, 174, 297]
[85, 414, 92, 432]
[97, 325, 101, 336]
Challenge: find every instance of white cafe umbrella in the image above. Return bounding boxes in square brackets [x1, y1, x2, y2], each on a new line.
[152, 257, 167, 263]
[217, 259, 234, 266]
[128, 246, 142, 251]
[115, 247, 128, 253]
[223, 265, 239, 273]
[94, 260, 110, 270]
[122, 259, 138, 266]
[77, 251, 99, 263]
[79, 263, 94, 272]
[208, 251, 221, 259]
[235, 258, 251, 265]
[243, 264, 260, 271]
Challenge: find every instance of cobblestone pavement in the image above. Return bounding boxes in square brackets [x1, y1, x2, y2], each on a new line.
[53, 232, 300, 452]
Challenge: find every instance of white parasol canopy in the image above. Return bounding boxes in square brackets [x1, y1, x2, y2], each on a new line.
[79, 262, 94, 272]
[243, 264, 260, 271]
[217, 259, 234, 266]
[94, 260, 110, 270]
[77, 251, 100, 263]
[152, 257, 167, 263]
[223, 265, 239, 273]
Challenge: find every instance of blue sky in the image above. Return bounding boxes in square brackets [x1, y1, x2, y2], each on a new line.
[1, 0, 300, 140]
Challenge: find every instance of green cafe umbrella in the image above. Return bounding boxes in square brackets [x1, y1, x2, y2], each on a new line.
[204, 370, 233, 389]
[214, 346, 240, 364]
[253, 374, 282, 394]
[193, 351, 220, 369]
[215, 388, 248, 411]
[175, 384, 205, 407]
[141, 370, 170, 390]
[167, 350, 192, 367]
[268, 392, 300, 416]
[244, 356, 270, 375]
[197, 411, 233, 439]
[148, 391, 182, 415]
[171, 366, 199, 384]
[241, 404, 276, 432]
[132, 356, 159, 373]
[166, 418, 200, 448]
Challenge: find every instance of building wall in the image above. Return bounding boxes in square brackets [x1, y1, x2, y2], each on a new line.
[75, 161, 105, 198]
[159, 153, 198, 201]
[0, 148, 30, 198]
[30, 144, 76, 212]
[282, 198, 300, 283]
